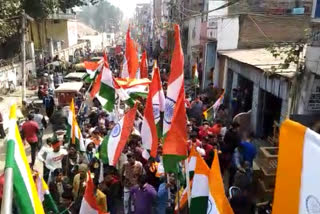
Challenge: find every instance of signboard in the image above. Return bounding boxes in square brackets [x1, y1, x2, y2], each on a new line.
[308, 77, 320, 111]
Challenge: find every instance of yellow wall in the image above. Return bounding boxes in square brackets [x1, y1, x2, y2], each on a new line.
[28, 19, 69, 50]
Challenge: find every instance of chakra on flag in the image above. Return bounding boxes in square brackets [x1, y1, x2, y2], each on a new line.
[153, 104, 160, 120]
[112, 123, 121, 137]
[164, 97, 176, 124]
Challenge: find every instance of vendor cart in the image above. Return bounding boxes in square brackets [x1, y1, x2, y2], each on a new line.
[54, 82, 83, 106]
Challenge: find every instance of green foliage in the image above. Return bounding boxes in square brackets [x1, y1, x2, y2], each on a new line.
[266, 42, 305, 73]
[0, 0, 21, 43]
[0, 0, 101, 45]
[78, 0, 123, 32]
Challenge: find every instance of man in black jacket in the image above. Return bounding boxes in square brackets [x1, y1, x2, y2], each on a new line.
[220, 122, 241, 174]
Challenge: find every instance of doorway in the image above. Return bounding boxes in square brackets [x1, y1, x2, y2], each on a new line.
[259, 90, 282, 138]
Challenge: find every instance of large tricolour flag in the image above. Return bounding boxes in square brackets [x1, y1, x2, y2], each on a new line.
[162, 24, 188, 173]
[100, 104, 137, 165]
[190, 153, 210, 214]
[207, 150, 233, 214]
[273, 120, 320, 214]
[122, 27, 139, 78]
[141, 64, 165, 158]
[80, 171, 104, 214]
[5, 104, 45, 214]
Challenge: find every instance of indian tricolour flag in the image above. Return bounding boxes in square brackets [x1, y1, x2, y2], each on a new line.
[273, 120, 320, 214]
[35, 174, 59, 214]
[162, 24, 188, 173]
[188, 146, 200, 178]
[84, 60, 103, 83]
[90, 53, 109, 98]
[190, 153, 210, 214]
[207, 149, 234, 214]
[175, 147, 199, 213]
[98, 61, 116, 112]
[141, 64, 165, 158]
[100, 105, 137, 166]
[67, 99, 85, 151]
[115, 77, 151, 100]
[80, 171, 102, 214]
[5, 104, 45, 214]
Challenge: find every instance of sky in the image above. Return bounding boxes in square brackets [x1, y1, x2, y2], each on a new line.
[108, 0, 150, 18]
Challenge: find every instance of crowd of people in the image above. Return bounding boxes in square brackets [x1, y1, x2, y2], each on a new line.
[12, 61, 261, 214]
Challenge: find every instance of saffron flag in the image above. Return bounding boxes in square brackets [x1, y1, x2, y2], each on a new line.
[162, 24, 188, 173]
[100, 105, 137, 165]
[141, 64, 165, 158]
[6, 104, 45, 214]
[190, 153, 210, 214]
[208, 150, 234, 214]
[67, 99, 85, 151]
[140, 51, 148, 78]
[273, 120, 320, 214]
[122, 27, 139, 78]
[79, 171, 101, 214]
[90, 53, 108, 97]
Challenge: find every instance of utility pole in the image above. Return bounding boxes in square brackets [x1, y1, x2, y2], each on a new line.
[21, 11, 34, 101]
[21, 10, 26, 101]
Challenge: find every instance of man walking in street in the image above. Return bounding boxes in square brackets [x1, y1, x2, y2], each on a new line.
[33, 108, 47, 149]
[21, 113, 39, 168]
[43, 91, 55, 118]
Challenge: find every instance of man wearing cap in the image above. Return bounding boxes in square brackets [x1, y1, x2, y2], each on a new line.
[44, 140, 68, 181]
[21, 113, 39, 167]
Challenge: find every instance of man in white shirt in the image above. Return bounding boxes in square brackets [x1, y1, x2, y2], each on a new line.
[44, 140, 68, 182]
[37, 137, 53, 182]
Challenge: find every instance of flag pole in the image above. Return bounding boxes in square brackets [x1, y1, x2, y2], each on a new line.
[1, 139, 14, 214]
[176, 173, 181, 214]
[184, 159, 191, 208]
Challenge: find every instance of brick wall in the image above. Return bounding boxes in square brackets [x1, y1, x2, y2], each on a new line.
[238, 14, 310, 48]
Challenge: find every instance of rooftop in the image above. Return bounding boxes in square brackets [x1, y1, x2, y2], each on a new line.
[218, 48, 298, 78]
[55, 82, 83, 92]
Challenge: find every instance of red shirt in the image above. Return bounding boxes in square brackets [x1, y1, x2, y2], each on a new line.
[22, 120, 39, 143]
[198, 126, 210, 140]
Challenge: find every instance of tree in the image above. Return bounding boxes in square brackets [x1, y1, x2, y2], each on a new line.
[78, 0, 123, 32]
[0, 0, 21, 44]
